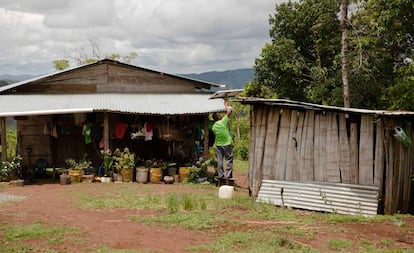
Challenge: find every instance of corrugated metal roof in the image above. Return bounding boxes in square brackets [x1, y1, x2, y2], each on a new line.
[257, 180, 379, 216]
[0, 93, 225, 116]
[239, 97, 414, 116]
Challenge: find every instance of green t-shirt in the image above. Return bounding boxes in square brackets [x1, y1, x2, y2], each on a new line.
[212, 115, 232, 146]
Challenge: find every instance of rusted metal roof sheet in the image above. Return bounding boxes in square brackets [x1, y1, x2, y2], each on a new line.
[257, 180, 379, 216]
[239, 97, 414, 117]
[0, 93, 225, 116]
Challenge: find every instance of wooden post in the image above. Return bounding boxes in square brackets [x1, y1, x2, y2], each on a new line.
[203, 114, 209, 159]
[103, 112, 110, 151]
[0, 117, 6, 162]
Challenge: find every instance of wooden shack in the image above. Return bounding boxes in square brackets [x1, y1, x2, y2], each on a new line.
[0, 59, 225, 177]
[241, 98, 414, 215]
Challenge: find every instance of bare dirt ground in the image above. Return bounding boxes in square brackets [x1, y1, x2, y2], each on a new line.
[0, 172, 413, 253]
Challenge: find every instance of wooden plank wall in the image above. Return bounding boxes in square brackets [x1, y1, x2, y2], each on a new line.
[15, 63, 197, 94]
[17, 115, 52, 170]
[250, 105, 414, 214]
[383, 120, 414, 214]
[249, 105, 414, 214]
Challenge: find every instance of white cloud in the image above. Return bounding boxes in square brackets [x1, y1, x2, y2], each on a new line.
[0, 0, 282, 76]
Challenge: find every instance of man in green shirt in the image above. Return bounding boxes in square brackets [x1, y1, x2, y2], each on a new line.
[212, 100, 233, 179]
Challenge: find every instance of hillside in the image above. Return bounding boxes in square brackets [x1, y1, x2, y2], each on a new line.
[181, 68, 253, 90]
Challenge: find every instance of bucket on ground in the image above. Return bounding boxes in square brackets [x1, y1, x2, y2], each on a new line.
[218, 185, 234, 199]
[136, 167, 149, 183]
[149, 167, 162, 183]
[179, 167, 190, 182]
[60, 174, 70, 185]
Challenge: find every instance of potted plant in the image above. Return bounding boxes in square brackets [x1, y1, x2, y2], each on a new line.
[65, 156, 91, 183]
[101, 149, 113, 183]
[113, 148, 135, 182]
[146, 159, 162, 183]
[0, 155, 23, 185]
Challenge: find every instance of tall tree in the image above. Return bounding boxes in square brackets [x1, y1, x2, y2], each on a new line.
[249, 0, 413, 110]
[247, 0, 343, 105]
[341, 0, 350, 108]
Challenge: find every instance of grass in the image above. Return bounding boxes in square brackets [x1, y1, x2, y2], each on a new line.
[233, 159, 248, 173]
[0, 221, 81, 252]
[1, 180, 413, 252]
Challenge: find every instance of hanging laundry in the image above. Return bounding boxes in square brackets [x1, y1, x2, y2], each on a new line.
[51, 125, 58, 138]
[115, 122, 127, 139]
[99, 138, 105, 149]
[82, 123, 92, 144]
[144, 122, 153, 141]
[43, 123, 50, 135]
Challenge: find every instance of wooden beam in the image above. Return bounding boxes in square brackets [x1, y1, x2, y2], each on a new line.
[203, 115, 209, 159]
[103, 112, 110, 151]
[0, 117, 6, 162]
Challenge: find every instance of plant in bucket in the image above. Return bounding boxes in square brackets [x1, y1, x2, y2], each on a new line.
[101, 149, 113, 183]
[65, 156, 91, 183]
[146, 159, 162, 183]
[113, 148, 135, 182]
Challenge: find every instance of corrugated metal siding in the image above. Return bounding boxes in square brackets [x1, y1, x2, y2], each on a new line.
[0, 93, 225, 116]
[257, 180, 379, 216]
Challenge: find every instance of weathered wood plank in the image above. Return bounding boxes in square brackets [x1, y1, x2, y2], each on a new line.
[248, 107, 256, 192]
[251, 106, 264, 197]
[374, 118, 384, 187]
[299, 110, 314, 181]
[0, 117, 6, 162]
[359, 115, 375, 185]
[254, 106, 268, 181]
[262, 108, 278, 180]
[290, 111, 304, 181]
[274, 109, 291, 180]
[285, 111, 299, 181]
[339, 114, 351, 183]
[16, 115, 52, 125]
[383, 120, 394, 214]
[326, 113, 341, 182]
[313, 113, 326, 182]
[350, 122, 359, 184]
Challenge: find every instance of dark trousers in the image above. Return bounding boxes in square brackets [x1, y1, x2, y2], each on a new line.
[216, 145, 233, 178]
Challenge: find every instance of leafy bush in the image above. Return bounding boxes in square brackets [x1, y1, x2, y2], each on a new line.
[233, 140, 249, 160]
[0, 155, 22, 180]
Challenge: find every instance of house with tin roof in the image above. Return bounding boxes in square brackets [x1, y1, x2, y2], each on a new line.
[0, 59, 226, 180]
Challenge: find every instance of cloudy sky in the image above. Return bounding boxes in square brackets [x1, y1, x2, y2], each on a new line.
[0, 0, 285, 77]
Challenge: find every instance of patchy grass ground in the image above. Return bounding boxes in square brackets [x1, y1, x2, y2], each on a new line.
[0, 172, 413, 253]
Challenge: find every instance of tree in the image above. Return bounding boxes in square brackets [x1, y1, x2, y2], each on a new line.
[387, 61, 414, 111]
[349, 0, 414, 109]
[250, 0, 342, 105]
[251, 0, 413, 110]
[53, 59, 70, 71]
[341, 0, 350, 108]
[53, 40, 138, 70]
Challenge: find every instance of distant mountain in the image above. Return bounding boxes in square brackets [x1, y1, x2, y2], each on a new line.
[0, 74, 35, 82]
[0, 68, 254, 90]
[181, 68, 254, 90]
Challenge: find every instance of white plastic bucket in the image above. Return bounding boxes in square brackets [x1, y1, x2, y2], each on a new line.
[136, 167, 149, 183]
[218, 185, 234, 199]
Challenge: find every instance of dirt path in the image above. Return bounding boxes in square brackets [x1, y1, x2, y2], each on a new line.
[0, 172, 413, 252]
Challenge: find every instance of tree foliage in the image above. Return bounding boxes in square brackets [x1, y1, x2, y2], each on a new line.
[53, 40, 138, 70]
[250, 0, 414, 110]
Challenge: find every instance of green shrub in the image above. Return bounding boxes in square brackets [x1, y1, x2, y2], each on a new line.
[233, 140, 249, 160]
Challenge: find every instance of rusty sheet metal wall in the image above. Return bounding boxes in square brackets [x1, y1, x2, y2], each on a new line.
[257, 180, 379, 216]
